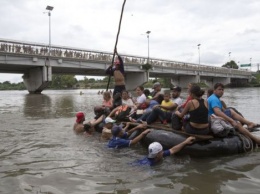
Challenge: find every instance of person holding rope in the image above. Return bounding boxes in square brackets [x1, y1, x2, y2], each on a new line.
[106, 48, 126, 97]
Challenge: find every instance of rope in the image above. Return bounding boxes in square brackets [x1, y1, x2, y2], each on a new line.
[236, 133, 254, 152]
[106, 0, 127, 91]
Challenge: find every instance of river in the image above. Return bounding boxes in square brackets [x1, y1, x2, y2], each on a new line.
[0, 88, 260, 194]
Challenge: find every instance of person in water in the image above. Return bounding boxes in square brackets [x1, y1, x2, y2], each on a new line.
[135, 136, 195, 166]
[108, 123, 150, 149]
[175, 85, 209, 135]
[73, 112, 91, 135]
[208, 83, 260, 144]
[105, 48, 125, 97]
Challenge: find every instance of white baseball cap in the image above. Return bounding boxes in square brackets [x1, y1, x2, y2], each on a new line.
[105, 117, 116, 124]
[148, 142, 163, 158]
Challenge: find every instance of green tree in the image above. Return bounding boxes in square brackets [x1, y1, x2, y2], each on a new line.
[50, 74, 77, 89]
[222, 60, 239, 69]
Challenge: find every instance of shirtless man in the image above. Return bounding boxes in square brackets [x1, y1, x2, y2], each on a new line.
[73, 112, 92, 134]
[106, 48, 125, 97]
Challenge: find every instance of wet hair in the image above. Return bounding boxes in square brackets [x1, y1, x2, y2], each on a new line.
[144, 89, 151, 97]
[190, 85, 205, 97]
[214, 83, 224, 90]
[103, 91, 111, 100]
[207, 88, 213, 97]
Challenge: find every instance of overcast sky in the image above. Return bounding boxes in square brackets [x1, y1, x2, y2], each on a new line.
[0, 0, 259, 83]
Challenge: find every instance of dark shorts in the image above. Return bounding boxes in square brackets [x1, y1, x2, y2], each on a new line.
[184, 122, 209, 135]
[224, 109, 232, 118]
[113, 85, 126, 97]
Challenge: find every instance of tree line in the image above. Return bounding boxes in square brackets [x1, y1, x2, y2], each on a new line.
[0, 75, 172, 90]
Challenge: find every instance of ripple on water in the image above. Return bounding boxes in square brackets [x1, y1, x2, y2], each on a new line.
[1, 89, 260, 194]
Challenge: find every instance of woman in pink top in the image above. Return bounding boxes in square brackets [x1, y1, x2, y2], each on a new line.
[102, 91, 113, 109]
[94, 91, 113, 119]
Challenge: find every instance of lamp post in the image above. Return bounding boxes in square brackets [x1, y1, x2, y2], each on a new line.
[250, 57, 252, 71]
[45, 5, 54, 57]
[197, 44, 201, 65]
[229, 52, 231, 61]
[146, 31, 151, 64]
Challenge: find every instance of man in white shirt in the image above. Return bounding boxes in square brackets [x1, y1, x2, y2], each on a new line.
[170, 86, 183, 106]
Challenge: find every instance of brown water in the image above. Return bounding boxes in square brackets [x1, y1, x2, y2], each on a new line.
[0, 88, 260, 194]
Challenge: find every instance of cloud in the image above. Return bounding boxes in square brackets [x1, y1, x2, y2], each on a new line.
[0, 0, 260, 83]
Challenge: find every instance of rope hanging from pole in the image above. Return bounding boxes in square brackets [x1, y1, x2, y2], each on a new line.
[106, 0, 127, 91]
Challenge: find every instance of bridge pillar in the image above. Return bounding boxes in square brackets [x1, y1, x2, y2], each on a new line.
[125, 72, 148, 90]
[212, 77, 230, 87]
[23, 65, 52, 94]
[171, 75, 200, 88]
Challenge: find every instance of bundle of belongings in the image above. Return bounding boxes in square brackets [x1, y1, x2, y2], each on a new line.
[210, 114, 236, 137]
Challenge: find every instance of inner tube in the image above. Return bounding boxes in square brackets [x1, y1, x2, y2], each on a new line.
[143, 129, 256, 157]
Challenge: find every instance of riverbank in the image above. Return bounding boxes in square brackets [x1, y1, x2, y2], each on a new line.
[1, 72, 260, 90]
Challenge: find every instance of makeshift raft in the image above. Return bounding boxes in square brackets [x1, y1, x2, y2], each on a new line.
[130, 123, 259, 157]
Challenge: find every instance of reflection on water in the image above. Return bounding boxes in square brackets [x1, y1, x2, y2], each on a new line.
[23, 94, 76, 119]
[23, 94, 52, 119]
[0, 89, 260, 194]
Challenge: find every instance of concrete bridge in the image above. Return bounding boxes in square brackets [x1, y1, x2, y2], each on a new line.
[0, 38, 252, 93]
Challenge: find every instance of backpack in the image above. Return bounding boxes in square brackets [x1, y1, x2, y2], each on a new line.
[210, 115, 236, 137]
[115, 105, 131, 121]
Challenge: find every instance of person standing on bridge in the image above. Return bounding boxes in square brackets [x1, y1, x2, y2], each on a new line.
[106, 48, 126, 97]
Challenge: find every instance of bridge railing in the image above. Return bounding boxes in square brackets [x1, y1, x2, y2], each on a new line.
[0, 38, 251, 76]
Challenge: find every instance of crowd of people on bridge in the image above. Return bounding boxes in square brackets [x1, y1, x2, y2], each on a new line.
[2, 41, 250, 76]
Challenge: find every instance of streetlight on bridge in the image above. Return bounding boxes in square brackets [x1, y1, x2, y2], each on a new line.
[146, 31, 151, 64]
[45, 5, 54, 57]
[197, 44, 201, 66]
[250, 57, 252, 71]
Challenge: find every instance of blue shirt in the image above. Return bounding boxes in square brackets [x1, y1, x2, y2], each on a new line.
[146, 100, 159, 112]
[207, 94, 222, 115]
[133, 150, 171, 166]
[107, 133, 130, 149]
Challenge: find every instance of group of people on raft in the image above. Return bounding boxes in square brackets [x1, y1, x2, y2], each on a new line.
[73, 48, 260, 165]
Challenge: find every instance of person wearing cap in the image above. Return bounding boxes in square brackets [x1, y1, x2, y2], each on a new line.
[73, 112, 91, 134]
[108, 123, 150, 149]
[100, 117, 117, 141]
[106, 48, 126, 97]
[150, 82, 162, 100]
[170, 86, 183, 106]
[135, 136, 195, 166]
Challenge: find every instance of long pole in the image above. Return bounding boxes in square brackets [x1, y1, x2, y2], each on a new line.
[147, 33, 149, 63]
[48, 11, 51, 57]
[106, 0, 127, 91]
[197, 44, 201, 83]
[146, 31, 151, 64]
[250, 57, 252, 71]
[197, 44, 201, 66]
